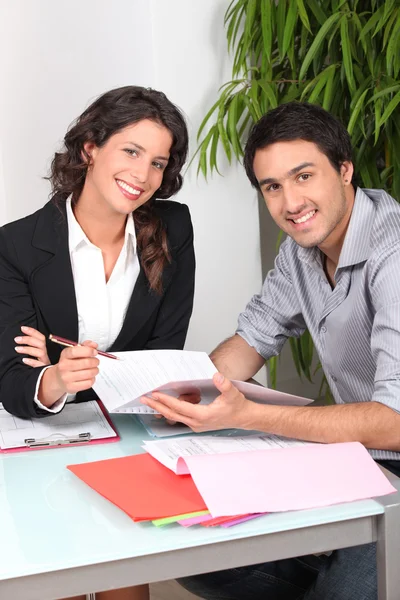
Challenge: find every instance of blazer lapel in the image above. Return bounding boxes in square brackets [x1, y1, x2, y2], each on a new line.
[108, 255, 177, 351]
[30, 202, 78, 346]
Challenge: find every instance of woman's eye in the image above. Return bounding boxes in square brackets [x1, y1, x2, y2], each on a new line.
[153, 161, 164, 170]
[124, 148, 138, 157]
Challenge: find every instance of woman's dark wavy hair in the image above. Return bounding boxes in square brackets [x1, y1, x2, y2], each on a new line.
[244, 102, 353, 188]
[48, 86, 188, 294]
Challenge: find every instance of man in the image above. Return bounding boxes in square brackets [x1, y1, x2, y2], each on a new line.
[142, 102, 400, 599]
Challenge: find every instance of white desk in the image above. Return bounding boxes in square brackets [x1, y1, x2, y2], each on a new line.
[0, 415, 399, 600]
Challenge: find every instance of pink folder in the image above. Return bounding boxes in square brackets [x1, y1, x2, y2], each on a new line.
[178, 442, 396, 517]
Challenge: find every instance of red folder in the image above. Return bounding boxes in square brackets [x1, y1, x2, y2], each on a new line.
[68, 452, 208, 520]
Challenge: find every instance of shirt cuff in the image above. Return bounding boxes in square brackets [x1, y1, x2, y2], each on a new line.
[33, 366, 68, 413]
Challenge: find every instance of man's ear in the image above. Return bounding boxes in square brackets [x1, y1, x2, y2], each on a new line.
[340, 161, 354, 184]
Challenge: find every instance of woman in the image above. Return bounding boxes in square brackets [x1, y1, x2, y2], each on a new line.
[0, 86, 194, 599]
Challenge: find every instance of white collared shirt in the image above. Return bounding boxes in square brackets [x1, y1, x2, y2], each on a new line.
[34, 197, 140, 412]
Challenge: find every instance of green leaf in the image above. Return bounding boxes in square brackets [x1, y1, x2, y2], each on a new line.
[296, 0, 311, 32]
[267, 355, 278, 389]
[347, 89, 369, 135]
[249, 80, 263, 120]
[227, 94, 242, 159]
[289, 338, 303, 380]
[299, 13, 341, 81]
[308, 65, 337, 104]
[197, 127, 214, 179]
[379, 91, 400, 128]
[306, 0, 327, 26]
[386, 14, 400, 77]
[197, 99, 221, 142]
[340, 15, 356, 94]
[282, 0, 298, 57]
[359, 6, 384, 40]
[277, 0, 287, 59]
[209, 126, 222, 176]
[322, 65, 338, 111]
[260, 0, 273, 61]
[368, 84, 400, 104]
[257, 80, 278, 108]
[217, 103, 232, 163]
[383, 8, 399, 48]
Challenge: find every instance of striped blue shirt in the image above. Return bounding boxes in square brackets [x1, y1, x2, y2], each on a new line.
[237, 188, 400, 460]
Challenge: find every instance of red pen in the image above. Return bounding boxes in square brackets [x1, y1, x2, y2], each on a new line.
[49, 334, 119, 360]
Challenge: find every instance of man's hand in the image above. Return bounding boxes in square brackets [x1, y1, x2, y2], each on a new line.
[141, 373, 256, 432]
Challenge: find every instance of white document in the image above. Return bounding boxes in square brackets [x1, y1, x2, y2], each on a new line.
[93, 349, 312, 414]
[93, 350, 218, 413]
[0, 401, 117, 450]
[143, 434, 309, 474]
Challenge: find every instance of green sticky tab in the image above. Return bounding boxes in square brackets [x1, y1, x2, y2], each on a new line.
[152, 510, 210, 527]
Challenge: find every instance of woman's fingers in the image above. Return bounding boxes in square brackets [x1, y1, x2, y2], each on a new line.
[20, 325, 46, 341]
[15, 345, 46, 359]
[15, 335, 44, 349]
[22, 358, 49, 368]
[15, 326, 51, 366]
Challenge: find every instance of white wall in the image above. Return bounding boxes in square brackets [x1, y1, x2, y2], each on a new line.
[150, 1, 264, 370]
[0, 0, 154, 223]
[0, 0, 322, 394]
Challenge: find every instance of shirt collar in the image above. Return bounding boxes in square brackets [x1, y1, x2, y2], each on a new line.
[297, 187, 375, 271]
[336, 187, 374, 269]
[66, 196, 137, 255]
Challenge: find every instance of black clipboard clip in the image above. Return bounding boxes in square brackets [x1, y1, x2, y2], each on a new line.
[24, 432, 91, 448]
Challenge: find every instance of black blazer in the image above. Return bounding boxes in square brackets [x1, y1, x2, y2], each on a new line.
[0, 198, 195, 419]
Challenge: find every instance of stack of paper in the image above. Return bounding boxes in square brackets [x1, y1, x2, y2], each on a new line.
[68, 435, 396, 528]
[92, 349, 313, 414]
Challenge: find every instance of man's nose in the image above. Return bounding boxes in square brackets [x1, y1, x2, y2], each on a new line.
[283, 186, 306, 215]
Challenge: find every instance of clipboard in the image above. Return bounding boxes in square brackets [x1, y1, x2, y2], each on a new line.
[0, 400, 120, 453]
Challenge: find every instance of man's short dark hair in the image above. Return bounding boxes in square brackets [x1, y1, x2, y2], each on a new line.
[243, 102, 353, 188]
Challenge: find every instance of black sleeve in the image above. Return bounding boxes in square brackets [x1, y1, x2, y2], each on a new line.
[0, 228, 50, 418]
[144, 203, 195, 350]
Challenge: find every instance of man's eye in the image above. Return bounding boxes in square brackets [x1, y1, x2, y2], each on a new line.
[298, 173, 311, 182]
[266, 183, 280, 192]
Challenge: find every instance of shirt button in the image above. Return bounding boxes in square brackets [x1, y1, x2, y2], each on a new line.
[321, 326, 327, 333]
[331, 374, 337, 382]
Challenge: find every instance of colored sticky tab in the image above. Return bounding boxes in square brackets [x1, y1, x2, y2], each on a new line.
[67, 453, 207, 521]
[178, 513, 213, 527]
[152, 510, 209, 527]
[181, 442, 396, 517]
[220, 514, 265, 527]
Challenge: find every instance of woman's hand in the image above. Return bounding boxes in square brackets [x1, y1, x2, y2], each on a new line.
[15, 326, 51, 367]
[52, 341, 100, 395]
[38, 341, 99, 408]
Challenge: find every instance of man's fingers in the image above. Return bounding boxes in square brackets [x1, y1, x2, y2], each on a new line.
[141, 393, 198, 423]
[178, 392, 201, 405]
[212, 372, 238, 397]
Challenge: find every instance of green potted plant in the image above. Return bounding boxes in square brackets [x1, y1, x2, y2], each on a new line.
[194, 0, 400, 396]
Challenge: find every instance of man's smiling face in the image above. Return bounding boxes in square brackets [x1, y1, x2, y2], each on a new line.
[254, 140, 354, 252]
